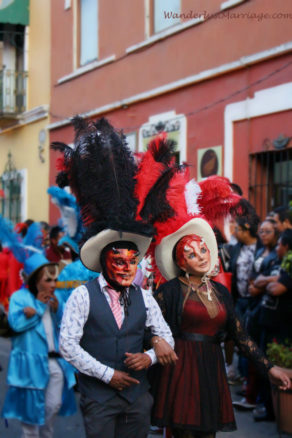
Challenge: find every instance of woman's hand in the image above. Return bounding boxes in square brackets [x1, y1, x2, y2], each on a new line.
[23, 307, 36, 318]
[36, 290, 51, 304]
[151, 337, 178, 365]
[268, 366, 291, 390]
[48, 295, 59, 313]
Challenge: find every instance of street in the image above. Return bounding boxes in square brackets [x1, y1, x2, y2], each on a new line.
[0, 336, 289, 438]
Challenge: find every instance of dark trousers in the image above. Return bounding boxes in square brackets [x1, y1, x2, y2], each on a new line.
[80, 391, 153, 438]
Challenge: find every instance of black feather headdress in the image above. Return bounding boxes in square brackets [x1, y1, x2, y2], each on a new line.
[52, 117, 154, 241]
[51, 117, 155, 271]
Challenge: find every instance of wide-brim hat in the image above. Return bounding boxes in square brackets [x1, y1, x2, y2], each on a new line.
[155, 218, 218, 281]
[80, 229, 152, 272]
[24, 253, 57, 283]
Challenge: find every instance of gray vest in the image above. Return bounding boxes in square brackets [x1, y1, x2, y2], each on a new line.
[78, 279, 149, 403]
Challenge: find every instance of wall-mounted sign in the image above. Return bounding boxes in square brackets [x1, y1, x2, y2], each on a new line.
[138, 111, 187, 163]
[197, 145, 222, 181]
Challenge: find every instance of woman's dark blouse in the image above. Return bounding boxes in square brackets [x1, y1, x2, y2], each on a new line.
[154, 278, 272, 375]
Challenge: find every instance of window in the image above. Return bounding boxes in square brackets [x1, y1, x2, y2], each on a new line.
[0, 172, 22, 224]
[249, 148, 292, 219]
[0, 153, 26, 224]
[79, 0, 98, 66]
[0, 23, 27, 116]
[153, 0, 180, 34]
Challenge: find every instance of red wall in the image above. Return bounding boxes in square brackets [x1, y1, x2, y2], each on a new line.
[50, 0, 292, 125]
[49, 53, 292, 223]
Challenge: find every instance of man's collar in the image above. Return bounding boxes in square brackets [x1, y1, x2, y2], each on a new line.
[98, 273, 136, 292]
[98, 273, 108, 290]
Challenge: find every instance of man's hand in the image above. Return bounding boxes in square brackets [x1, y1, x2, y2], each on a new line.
[254, 275, 268, 288]
[248, 282, 262, 297]
[23, 307, 36, 318]
[151, 337, 178, 365]
[267, 282, 287, 297]
[48, 295, 59, 313]
[124, 352, 152, 371]
[109, 370, 140, 391]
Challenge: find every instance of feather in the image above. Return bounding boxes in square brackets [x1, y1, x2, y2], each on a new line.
[47, 186, 83, 242]
[166, 167, 189, 216]
[135, 133, 176, 219]
[52, 117, 154, 239]
[139, 166, 178, 223]
[51, 142, 74, 188]
[185, 179, 201, 215]
[0, 215, 28, 263]
[198, 176, 241, 220]
[23, 223, 44, 251]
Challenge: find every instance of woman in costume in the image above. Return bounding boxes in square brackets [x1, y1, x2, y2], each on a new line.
[131, 134, 290, 438]
[2, 253, 76, 438]
[150, 218, 289, 437]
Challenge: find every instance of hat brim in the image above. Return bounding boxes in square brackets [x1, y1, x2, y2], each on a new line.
[155, 218, 218, 281]
[80, 229, 152, 272]
[27, 262, 58, 283]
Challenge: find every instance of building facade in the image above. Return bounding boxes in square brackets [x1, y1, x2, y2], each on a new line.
[0, 0, 50, 224]
[49, 0, 292, 222]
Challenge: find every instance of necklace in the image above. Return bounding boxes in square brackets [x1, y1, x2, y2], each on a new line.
[179, 275, 220, 319]
[179, 276, 213, 301]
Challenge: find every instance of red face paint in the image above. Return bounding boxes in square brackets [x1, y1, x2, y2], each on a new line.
[175, 234, 210, 276]
[105, 248, 139, 287]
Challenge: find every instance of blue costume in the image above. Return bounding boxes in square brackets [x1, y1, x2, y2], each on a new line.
[2, 277, 76, 425]
[47, 186, 99, 303]
[55, 258, 98, 303]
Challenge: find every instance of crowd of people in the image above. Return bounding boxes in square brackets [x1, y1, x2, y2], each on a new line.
[0, 117, 291, 438]
[225, 204, 292, 422]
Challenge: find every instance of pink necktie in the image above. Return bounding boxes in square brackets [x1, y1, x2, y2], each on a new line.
[106, 287, 123, 329]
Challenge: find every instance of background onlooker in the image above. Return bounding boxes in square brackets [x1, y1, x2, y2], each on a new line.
[45, 226, 72, 265]
[271, 206, 292, 233]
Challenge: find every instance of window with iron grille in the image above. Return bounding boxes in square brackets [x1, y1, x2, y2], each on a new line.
[0, 152, 23, 224]
[0, 172, 22, 224]
[249, 148, 292, 219]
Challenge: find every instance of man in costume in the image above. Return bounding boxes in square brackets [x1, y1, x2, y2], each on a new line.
[52, 117, 176, 438]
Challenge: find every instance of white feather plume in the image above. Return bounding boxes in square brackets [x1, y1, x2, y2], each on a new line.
[185, 179, 201, 215]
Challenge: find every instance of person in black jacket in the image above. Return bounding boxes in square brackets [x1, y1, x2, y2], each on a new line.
[229, 212, 261, 319]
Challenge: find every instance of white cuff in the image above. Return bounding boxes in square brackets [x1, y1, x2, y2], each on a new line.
[144, 349, 157, 365]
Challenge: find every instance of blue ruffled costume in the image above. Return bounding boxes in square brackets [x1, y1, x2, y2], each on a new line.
[2, 287, 76, 425]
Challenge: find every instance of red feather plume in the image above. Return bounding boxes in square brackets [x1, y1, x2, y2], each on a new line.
[198, 176, 241, 220]
[135, 132, 172, 219]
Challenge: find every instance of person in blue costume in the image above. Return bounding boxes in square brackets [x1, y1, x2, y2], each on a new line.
[55, 236, 99, 303]
[47, 187, 99, 303]
[2, 253, 76, 438]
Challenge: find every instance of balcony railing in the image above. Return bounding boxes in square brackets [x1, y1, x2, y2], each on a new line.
[0, 69, 28, 118]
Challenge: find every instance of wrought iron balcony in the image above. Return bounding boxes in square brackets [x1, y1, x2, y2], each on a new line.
[0, 69, 28, 119]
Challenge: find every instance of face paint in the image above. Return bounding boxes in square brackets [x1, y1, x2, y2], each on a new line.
[36, 266, 59, 295]
[105, 248, 139, 287]
[175, 234, 211, 277]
